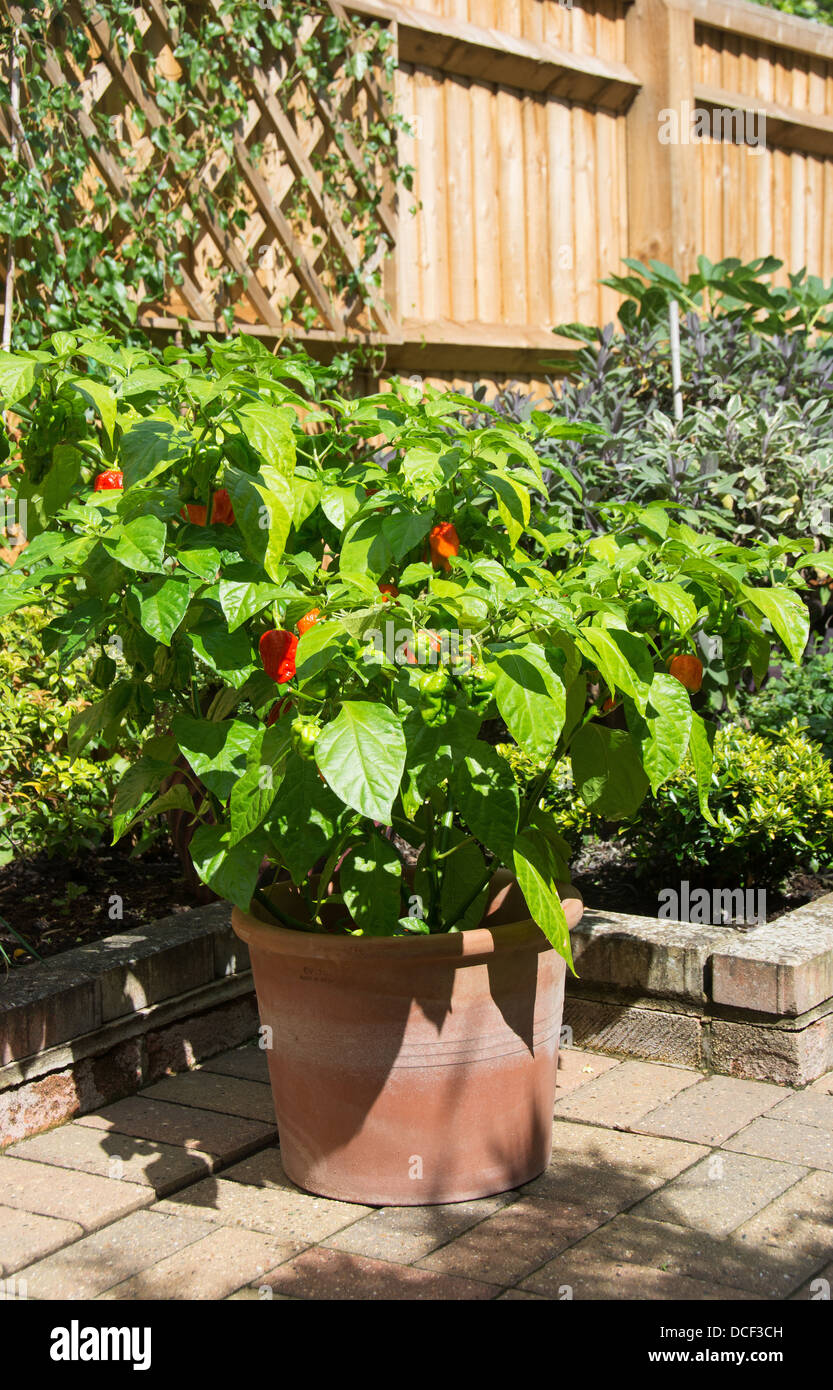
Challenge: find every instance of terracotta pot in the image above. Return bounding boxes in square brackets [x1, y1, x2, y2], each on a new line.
[231, 871, 583, 1206]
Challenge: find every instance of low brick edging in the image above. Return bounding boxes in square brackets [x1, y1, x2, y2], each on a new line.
[0, 905, 259, 1148]
[3, 890, 833, 1148]
[565, 893, 833, 1086]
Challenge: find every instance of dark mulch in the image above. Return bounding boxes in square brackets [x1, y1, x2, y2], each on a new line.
[0, 841, 199, 967]
[2, 835, 832, 972]
[570, 838, 833, 924]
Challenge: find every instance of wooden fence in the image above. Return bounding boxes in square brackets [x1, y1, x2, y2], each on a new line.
[3, 0, 833, 393]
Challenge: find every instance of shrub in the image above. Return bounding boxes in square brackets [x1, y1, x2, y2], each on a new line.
[625, 721, 833, 888]
[0, 330, 808, 963]
[736, 645, 833, 761]
[0, 606, 134, 858]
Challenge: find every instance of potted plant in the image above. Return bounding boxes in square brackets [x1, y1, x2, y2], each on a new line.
[0, 331, 811, 1203]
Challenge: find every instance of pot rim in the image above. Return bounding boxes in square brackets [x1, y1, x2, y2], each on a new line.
[231, 874, 584, 964]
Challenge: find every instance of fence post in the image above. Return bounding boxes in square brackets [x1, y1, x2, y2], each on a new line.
[625, 0, 698, 275]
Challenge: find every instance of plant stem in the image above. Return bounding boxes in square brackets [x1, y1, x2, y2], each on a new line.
[252, 888, 317, 934]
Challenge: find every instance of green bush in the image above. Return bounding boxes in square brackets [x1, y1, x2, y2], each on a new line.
[625, 721, 833, 887]
[503, 721, 833, 891]
[0, 606, 133, 858]
[736, 646, 833, 761]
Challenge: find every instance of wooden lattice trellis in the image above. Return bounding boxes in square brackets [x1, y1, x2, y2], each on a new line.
[3, 0, 399, 341]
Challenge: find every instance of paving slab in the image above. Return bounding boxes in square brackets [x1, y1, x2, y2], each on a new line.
[0, 1153, 151, 1228]
[810, 1071, 833, 1096]
[199, 1047, 270, 1085]
[552, 1059, 700, 1128]
[100, 1226, 294, 1300]
[16, 1209, 215, 1299]
[519, 1247, 764, 1301]
[157, 1176, 370, 1246]
[140, 1070, 276, 1123]
[257, 1247, 497, 1300]
[75, 1096, 274, 1159]
[636, 1075, 786, 1145]
[553, 1048, 621, 1099]
[767, 1090, 833, 1131]
[415, 1197, 606, 1285]
[323, 1194, 516, 1264]
[632, 1150, 808, 1236]
[6, 1123, 214, 1193]
[789, 1261, 833, 1300]
[0, 1205, 83, 1276]
[723, 1116, 833, 1172]
[521, 1121, 708, 1213]
[542, 1211, 815, 1300]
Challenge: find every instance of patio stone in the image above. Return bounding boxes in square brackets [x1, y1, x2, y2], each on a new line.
[75, 1096, 273, 1160]
[6, 1122, 215, 1193]
[257, 1247, 497, 1300]
[100, 1225, 294, 1300]
[723, 1117, 833, 1172]
[519, 1247, 763, 1301]
[0, 1206, 82, 1276]
[140, 1070, 276, 1123]
[635, 1075, 785, 1144]
[322, 1194, 514, 1264]
[766, 1090, 833, 1131]
[632, 1150, 807, 1236]
[16, 1209, 215, 1299]
[199, 1046, 270, 1085]
[0, 1153, 151, 1228]
[552, 1059, 700, 1128]
[157, 1176, 369, 1245]
[415, 1197, 606, 1285]
[789, 1262, 833, 1300]
[553, 1048, 621, 1099]
[522, 1121, 708, 1212]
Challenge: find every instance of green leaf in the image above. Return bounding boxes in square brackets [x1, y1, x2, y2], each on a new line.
[229, 720, 292, 846]
[171, 716, 257, 798]
[493, 642, 566, 761]
[631, 673, 693, 795]
[579, 626, 653, 713]
[341, 833, 403, 935]
[137, 577, 191, 645]
[453, 742, 519, 862]
[381, 512, 433, 562]
[189, 618, 254, 688]
[688, 711, 719, 827]
[104, 515, 168, 573]
[218, 578, 285, 632]
[226, 465, 294, 582]
[0, 352, 36, 405]
[570, 723, 650, 819]
[512, 829, 574, 970]
[645, 580, 697, 634]
[190, 822, 268, 910]
[121, 419, 189, 488]
[67, 376, 117, 446]
[295, 619, 346, 683]
[315, 701, 406, 824]
[237, 401, 296, 476]
[41, 444, 82, 516]
[111, 739, 177, 842]
[268, 756, 349, 883]
[741, 585, 809, 666]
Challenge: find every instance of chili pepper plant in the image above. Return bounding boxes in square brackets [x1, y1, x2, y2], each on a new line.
[0, 332, 815, 968]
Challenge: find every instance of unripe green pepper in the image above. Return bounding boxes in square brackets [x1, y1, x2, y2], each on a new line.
[91, 654, 117, 688]
[291, 716, 320, 760]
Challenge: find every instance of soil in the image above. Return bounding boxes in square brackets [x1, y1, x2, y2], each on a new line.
[0, 841, 199, 967]
[2, 835, 831, 972]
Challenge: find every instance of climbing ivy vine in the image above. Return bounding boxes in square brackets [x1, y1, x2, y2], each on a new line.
[0, 0, 407, 350]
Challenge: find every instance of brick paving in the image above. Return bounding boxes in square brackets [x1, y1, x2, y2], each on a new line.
[3, 1044, 833, 1300]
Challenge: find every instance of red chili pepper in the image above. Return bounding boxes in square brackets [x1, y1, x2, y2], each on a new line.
[260, 629, 298, 683]
[94, 470, 123, 491]
[181, 503, 208, 526]
[378, 582, 399, 601]
[429, 522, 460, 572]
[297, 607, 321, 636]
[210, 488, 235, 525]
[266, 697, 292, 725]
[667, 654, 704, 693]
